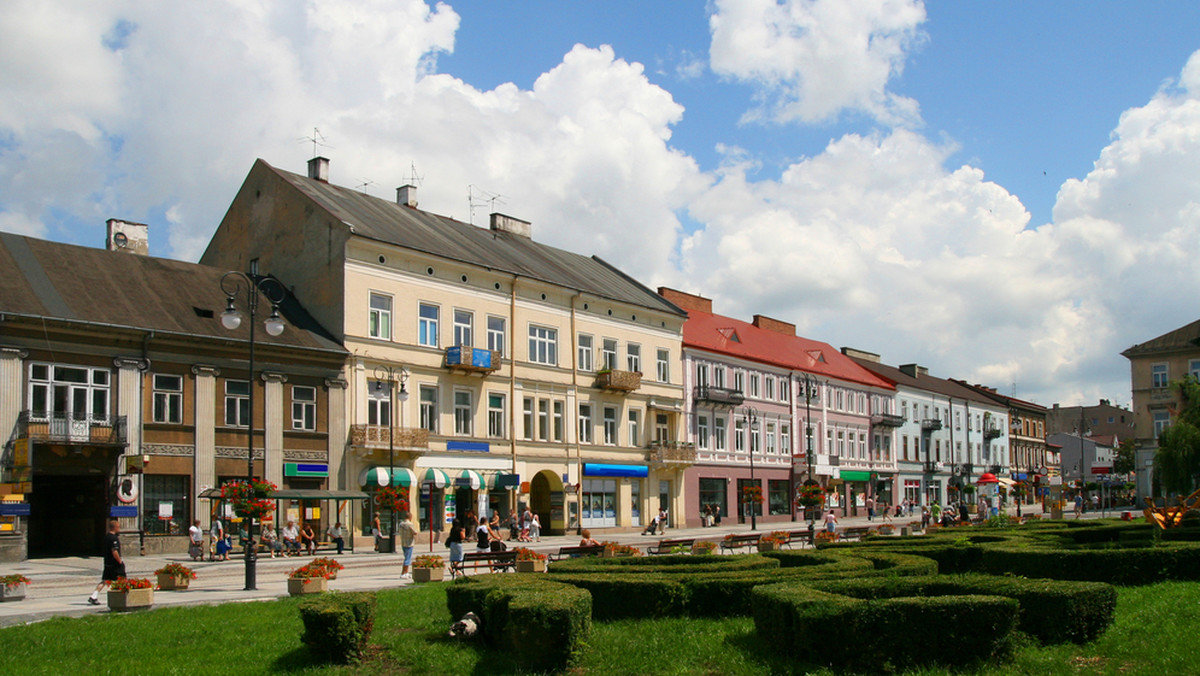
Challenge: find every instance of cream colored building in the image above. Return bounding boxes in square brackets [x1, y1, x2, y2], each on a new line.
[201, 158, 687, 540]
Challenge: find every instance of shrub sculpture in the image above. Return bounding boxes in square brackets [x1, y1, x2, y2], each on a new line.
[298, 592, 376, 664]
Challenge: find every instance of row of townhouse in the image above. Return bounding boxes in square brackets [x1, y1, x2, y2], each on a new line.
[0, 156, 1056, 560]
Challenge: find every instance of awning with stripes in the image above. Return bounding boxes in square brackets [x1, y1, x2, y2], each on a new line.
[420, 468, 452, 488]
[457, 469, 485, 490]
[357, 466, 417, 488]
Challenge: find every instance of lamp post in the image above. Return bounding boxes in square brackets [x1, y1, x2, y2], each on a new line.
[743, 406, 759, 531]
[219, 270, 286, 592]
[804, 375, 816, 546]
[374, 364, 410, 553]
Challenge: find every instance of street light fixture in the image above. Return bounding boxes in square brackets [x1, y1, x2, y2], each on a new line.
[219, 270, 286, 592]
[803, 375, 816, 546]
[743, 406, 759, 531]
[373, 364, 410, 553]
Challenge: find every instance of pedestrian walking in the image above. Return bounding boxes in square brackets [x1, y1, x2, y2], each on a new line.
[397, 511, 416, 578]
[87, 519, 124, 605]
[187, 519, 203, 561]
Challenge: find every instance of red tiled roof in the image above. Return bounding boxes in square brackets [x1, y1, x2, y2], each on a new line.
[682, 309, 893, 390]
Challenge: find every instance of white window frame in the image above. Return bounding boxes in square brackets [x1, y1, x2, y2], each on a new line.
[453, 309, 473, 347]
[656, 349, 670, 382]
[538, 399, 550, 440]
[579, 404, 593, 444]
[628, 409, 641, 447]
[528, 325, 558, 365]
[1152, 363, 1169, 388]
[291, 385, 316, 431]
[488, 393, 506, 439]
[578, 334, 594, 372]
[367, 380, 391, 426]
[454, 389, 472, 436]
[627, 343, 641, 373]
[369, 292, 392, 340]
[553, 401, 565, 441]
[418, 302, 439, 347]
[713, 366, 725, 389]
[419, 385, 438, 433]
[734, 370, 745, 394]
[764, 377, 774, 401]
[715, 417, 727, 451]
[601, 338, 617, 370]
[603, 406, 618, 445]
[697, 414, 709, 450]
[487, 316, 506, 356]
[152, 374, 183, 424]
[522, 397, 534, 440]
[224, 380, 250, 427]
[749, 373, 760, 398]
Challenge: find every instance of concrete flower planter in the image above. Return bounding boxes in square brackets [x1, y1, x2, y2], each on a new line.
[412, 567, 444, 583]
[515, 559, 545, 573]
[108, 588, 154, 611]
[756, 541, 781, 552]
[288, 577, 328, 596]
[156, 573, 191, 591]
[0, 582, 26, 602]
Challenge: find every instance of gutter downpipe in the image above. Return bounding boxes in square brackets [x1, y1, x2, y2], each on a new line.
[570, 291, 583, 535]
[509, 275, 519, 520]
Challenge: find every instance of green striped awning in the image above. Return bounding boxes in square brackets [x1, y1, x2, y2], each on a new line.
[358, 466, 417, 488]
[457, 470, 485, 490]
[420, 468, 451, 488]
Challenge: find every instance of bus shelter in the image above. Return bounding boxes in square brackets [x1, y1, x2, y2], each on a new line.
[199, 488, 369, 551]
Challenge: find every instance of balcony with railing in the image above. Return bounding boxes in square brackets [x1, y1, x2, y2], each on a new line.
[595, 369, 641, 393]
[693, 385, 745, 407]
[921, 418, 943, 432]
[349, 424, 430, 453]
[14, 411, 128, 446]
[647, 440, 697, 467]
[444, 346, 501, 375]
[871, 413, 906, 428]
[983, 426, 1003, 440]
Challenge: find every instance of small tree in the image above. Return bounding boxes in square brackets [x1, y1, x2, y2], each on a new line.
[1114, 438, 1138, 476]
[1156, 377, 1200, 495]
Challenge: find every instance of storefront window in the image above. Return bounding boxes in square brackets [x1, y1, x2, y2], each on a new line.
[581, 479, 616, 528]
[141, 475, 189, 535]
[698, 477, 727, 519]
[630, 479, 641, 526]
[768, 479, 790, 516]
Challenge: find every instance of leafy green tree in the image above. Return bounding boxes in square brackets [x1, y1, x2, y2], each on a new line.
[1154, 377, 1200, 494]
[1114, 438, 1137, 476]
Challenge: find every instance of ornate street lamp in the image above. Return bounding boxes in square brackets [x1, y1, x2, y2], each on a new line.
[219, 270, 286, 592]
[374, 364, 410, 553]
[743, 406, 759, 531]
[804, 375, 816, 546]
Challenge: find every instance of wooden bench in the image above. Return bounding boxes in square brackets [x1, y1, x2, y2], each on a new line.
[450, 550, 517, 576]
[839, 526, 872, 541]
[787, 529, 816, 548]
[548, 544, 604, 561]
[647, 537, 695, 555]
[719, 533, 761, 554]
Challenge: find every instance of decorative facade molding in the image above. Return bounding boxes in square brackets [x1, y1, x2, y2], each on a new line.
[191, 364, 221, 378]
[113, 356, 149, 371]
[1, 347, 30, 359]
[324, 376, 348, 390]
[283, 449, 329, 461]
[216, 446, 264, 459]
[143, 443, 195, 457]
[261, 371, 288, 384]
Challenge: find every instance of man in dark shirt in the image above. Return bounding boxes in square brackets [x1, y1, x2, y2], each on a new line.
[88, 519, 124, 605]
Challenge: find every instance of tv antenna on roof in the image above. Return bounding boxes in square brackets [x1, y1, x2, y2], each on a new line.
[298, 127, 332, 157]
[402, 161, 424, 187]
[468, 184, 504, 225]
[355, 178, 375, 192]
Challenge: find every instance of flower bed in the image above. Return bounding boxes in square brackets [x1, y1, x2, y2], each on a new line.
[108, 577, 154, 611]
[1, 574, 30, 602]
[154, 562, 196, 590]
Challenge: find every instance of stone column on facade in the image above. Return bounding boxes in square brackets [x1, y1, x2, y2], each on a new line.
[113, 357, 147, 532]
[191, 365, 220, 523]
[325, 377, 348, 492]
[261, 372, 287, 488]
[0, 348, 29, 454]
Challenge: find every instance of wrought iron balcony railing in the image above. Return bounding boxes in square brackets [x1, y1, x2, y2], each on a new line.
[14, 411, 128, 446]
[648, 440, 697, 466]
[983, 427, 1003, 440]
[921, 418, 943, 432]
[444, 346, 501, 375]
[349, 424, 430, 450]
[693, 385, 745, 406]
[871, 413, 906, 428]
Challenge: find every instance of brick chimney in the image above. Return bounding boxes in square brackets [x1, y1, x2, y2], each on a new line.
[657, 287, 712, 314]
[899, 364, 928, 378]
[841, 347, 880, 363]
[752, 314, 795, 336]
[307, 156, 329, 182]
[490, 213, 531, 239]
[105, 219, 149, 256]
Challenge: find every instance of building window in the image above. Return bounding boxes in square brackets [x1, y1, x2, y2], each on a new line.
[29, 363, 111, 421]
[902, 435, 909, 461]
[712, 366, 725, 389]
[1191, 359, 1200, 381]
[781, 424, 790, 454]
[152, 374, 183, 424]
[578, 404, 593, 444]
[764, 377, 774, 400]
[418, 303, 439, 347]
[735, 419, 745, 452]
[528, 325, 558, 365]
[604, 406, 618, 445]
[715, 417, 727, 451]
[487, 316, 506, 356]
[955, 411, 961, 430]
[655, 413, 670, 443]
[553, 401, 564, 441]
[369, 292, 392, 340]
[657, 349, 670, 382]
[488, 393, 506, 438]
[454, 390, 472, 435]
[749, 374, 760, 398]
[628, 409, 641, 447]
[1153, 410, 1170, 437]
[780, 377, 789, 402]
[224, 380, 250, 427]
[578, 334, 594, 372]
[141, 474, 189, 536]
[1152, 363, 1169, 388]
[523, 397, 534, 440]
[697, 414, 709, 450]
[602, 338, 617, 370]
[419, 385, 438, 432]
[538, 399, 550, 440]
[453, 309, 473, 347]
[765, 422, 776, 453]
[627, 344, 641, 373]
[734, 370, 745, 394]
[698, 477, 727, 519]
[696, 363, 709, 388]
[768, 480, 790, 516]
[292, 385, 316, 431]
[367, 380, 391, 425]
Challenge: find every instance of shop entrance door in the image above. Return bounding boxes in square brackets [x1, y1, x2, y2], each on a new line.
[28, 474, 108, 557]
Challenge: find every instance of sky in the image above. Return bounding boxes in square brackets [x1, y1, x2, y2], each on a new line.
[4, 0, 1200, 410]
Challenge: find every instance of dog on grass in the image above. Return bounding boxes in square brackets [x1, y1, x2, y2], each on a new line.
[448, 612, 480, 639]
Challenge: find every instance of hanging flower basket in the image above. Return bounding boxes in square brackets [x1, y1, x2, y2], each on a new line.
[796, 483, 826, 509]
[742, 485, 764, 505]
[220, 479, 278, 521]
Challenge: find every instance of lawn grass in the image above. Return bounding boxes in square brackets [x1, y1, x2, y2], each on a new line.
[1, 581, 1195, 675]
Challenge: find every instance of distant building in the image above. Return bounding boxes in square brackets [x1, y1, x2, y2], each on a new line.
[1047, 399, 1134, 438]
[1121, 318, 1200, 500]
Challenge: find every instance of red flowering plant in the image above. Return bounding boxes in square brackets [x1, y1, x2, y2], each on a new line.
[287, 563, 333, 580]
[310, 558, 344, 577]
[742, 485, 764, 505]
[2, 574, 31, 589]
[514, 547, 546, 562]
[376, 486, 409, 516]
[109, 577, 154, 592]
[758, 533, 787, 546]
[220, 478, 277, 521]
[153, 562, 197, 579]
[796, 482, 826, 509]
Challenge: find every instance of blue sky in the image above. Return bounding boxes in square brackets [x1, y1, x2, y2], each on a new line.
[4, 0, 1200, 408]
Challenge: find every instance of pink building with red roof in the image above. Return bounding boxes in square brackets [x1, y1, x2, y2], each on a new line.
[659, 288, 897, 527]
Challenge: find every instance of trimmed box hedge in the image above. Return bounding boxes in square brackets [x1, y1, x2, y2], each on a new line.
[445, 575, 590, 672]
[752, 582, 1019, 671]
[297, 591, 377, 664]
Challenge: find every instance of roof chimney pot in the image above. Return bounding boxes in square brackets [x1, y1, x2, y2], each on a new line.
[397, 184, 417, 208]
[307, 156, 329, 182]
